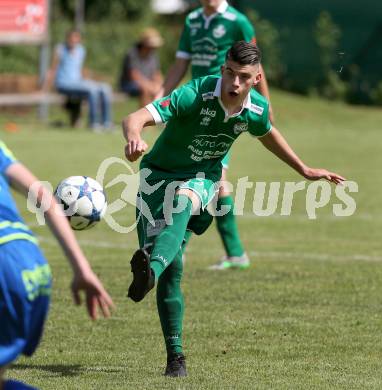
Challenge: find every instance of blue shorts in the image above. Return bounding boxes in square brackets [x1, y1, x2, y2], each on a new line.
[0, 240, 52, 367]
[4, 379, 38, 389]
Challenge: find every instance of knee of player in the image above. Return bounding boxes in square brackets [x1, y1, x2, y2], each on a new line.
[175, 189, 201, 214]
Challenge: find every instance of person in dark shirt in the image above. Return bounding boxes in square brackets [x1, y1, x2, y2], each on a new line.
[119, 28, 164, 107]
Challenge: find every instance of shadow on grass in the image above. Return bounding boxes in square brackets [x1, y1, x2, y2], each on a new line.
[10, 363, 82, 377]
[10, 363, 127, 377]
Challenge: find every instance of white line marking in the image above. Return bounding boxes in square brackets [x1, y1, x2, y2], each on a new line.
[249, 250, 382, 263]
[241, 212, 381, 221]
[39, 236, 128, 249]
[38, 237, 382, 263]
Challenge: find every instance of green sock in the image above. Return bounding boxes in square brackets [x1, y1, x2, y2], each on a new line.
[150, 195, 193, 279]
[215, 195, 245, 257]
[182, 230, 192, 254]
[157, 249, 184, 356]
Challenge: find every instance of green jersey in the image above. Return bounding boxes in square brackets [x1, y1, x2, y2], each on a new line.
[143, 75, 271, 183]
[177, 1, 256, 79]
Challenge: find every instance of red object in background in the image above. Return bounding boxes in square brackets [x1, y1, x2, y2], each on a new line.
[0, 0, 48, 44]
[4, 122, 20, 132]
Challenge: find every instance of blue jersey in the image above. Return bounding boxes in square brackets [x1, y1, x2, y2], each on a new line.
[0, 141, 36, 245]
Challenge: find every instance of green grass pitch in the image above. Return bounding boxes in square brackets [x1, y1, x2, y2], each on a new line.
[1, 90, 382, 389]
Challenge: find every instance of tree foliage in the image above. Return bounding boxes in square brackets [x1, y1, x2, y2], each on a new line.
[54, 0, 148, 21]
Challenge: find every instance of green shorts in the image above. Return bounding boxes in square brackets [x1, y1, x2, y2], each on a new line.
[136, 177, 218, 250]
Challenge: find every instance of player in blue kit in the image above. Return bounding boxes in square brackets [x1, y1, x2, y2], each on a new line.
[0, 141, 114, 390]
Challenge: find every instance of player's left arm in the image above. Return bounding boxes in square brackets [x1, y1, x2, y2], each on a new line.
[240, 16, 275, 124]
[5, 162, 114, 319]
[258, 127, 346, 184]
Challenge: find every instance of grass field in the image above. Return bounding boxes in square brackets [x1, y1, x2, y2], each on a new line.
[1, 90, 382, 389]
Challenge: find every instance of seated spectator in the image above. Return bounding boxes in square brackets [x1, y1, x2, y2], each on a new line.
[119, 28, 164, 107]
[45, 29, 113, 132]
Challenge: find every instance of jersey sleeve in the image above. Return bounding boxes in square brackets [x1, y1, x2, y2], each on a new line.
[248, 102, 272, 138]
[176, 17, 192, 59]
[146, 80, 199, 124]
[0, 141, 17, 173]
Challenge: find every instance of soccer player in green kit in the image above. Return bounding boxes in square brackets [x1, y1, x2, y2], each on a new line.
[156, 0, 274, 270]
[122, 41, 345, 376]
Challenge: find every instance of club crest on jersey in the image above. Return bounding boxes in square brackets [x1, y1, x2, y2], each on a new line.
[200, 107, 216, 117]
[233, 122, 248, 134]
[213, 25, 226, 39]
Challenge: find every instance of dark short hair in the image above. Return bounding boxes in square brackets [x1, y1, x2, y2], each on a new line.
[225, 41, 261, 66]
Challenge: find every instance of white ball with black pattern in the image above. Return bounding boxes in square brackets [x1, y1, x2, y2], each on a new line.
[54, 176, 107, 230]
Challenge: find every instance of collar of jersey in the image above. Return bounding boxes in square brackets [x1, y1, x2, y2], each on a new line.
[213, 77, 252, 122]
[202, 1, 229, 21]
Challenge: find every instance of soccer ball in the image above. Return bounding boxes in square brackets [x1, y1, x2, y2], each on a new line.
[54, 176, 107, 230]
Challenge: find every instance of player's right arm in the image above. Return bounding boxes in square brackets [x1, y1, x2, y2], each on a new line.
[122, 108, 154, 162]
[5, 162, 114, 319]
[124, 79, 199, 162]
